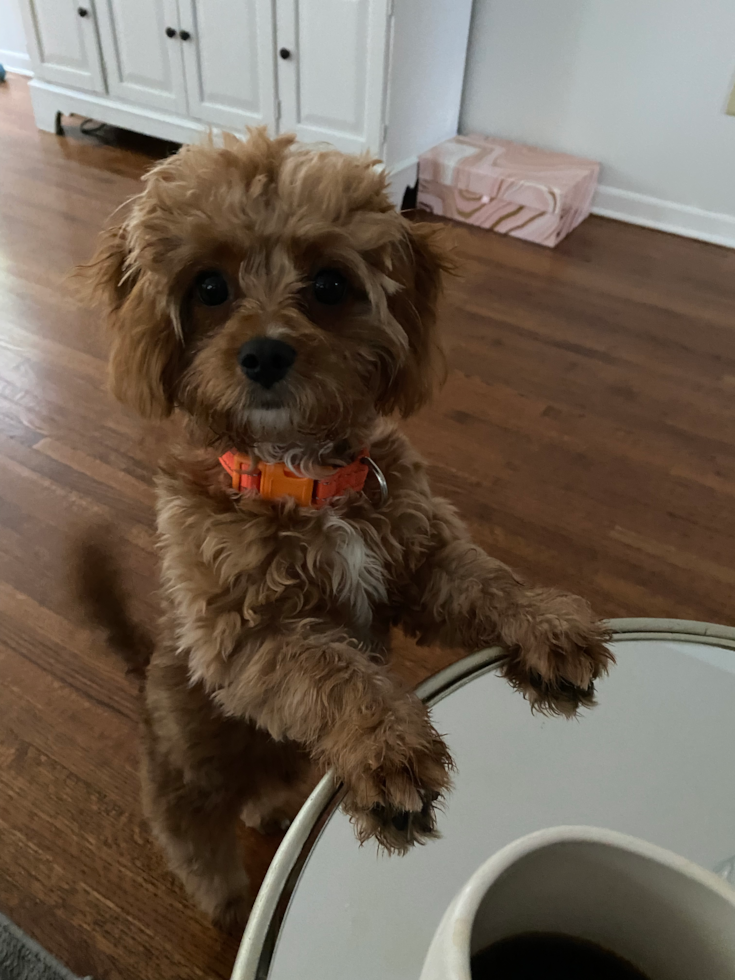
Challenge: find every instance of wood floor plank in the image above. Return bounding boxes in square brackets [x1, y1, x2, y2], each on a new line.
[0, 648, 139, 801]
[1, 73, 735, 980]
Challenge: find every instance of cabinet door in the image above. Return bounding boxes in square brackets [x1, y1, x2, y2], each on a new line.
[276, 0, 389, 155]
[94, 0, 188, 114]
[19, 0, 106, 92]
[179, 0, 277, 130]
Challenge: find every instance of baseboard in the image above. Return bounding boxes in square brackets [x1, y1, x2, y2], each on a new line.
[593, 184, 735, 249]
[0, 49, 32, 76]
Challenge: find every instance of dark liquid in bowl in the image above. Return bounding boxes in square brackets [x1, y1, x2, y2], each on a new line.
[471, 932, 650, 979]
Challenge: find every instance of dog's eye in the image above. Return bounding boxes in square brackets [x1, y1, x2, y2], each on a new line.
[196, 271, 230, 307]
[312, 269, 349, 306]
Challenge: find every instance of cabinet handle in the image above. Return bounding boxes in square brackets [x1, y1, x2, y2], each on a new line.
[77, 6, 89, 16]
[165, 26, 177, 38]
[279, 47, 292, 59]
[179, 29, 191, 40]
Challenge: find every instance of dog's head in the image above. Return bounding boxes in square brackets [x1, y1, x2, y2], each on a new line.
[79, 130, 449, 459]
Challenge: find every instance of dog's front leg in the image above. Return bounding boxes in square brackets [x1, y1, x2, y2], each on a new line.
[403, 500, 613, 716]
[215, 626, 453, 853]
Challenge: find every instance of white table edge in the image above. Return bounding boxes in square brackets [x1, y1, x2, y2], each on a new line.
[230, 617, 735, 980]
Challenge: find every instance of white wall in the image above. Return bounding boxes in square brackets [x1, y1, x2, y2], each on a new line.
[0, 0, 30, 74]
[461, 0, 735, 246]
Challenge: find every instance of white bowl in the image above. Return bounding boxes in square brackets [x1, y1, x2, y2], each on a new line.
[420, 825, 735, 980]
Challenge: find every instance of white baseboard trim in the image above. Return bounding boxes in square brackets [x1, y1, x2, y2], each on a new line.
[0, 49, 32, 76]
[593, 184, 735, 249]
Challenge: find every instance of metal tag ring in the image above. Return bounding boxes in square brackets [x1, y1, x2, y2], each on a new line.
[361, 456, 388, 507]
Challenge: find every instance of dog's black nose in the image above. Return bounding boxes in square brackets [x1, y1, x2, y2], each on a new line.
[238, 337, 296, 389]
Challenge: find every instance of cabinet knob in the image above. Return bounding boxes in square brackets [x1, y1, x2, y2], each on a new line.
[77, 6, 89, 16]
[165, 26, 177, 38]
[179, 29, 191, 41]
[279, 47, 292, 60]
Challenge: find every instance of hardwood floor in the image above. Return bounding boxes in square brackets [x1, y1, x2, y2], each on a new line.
[1, 74, 734, 979]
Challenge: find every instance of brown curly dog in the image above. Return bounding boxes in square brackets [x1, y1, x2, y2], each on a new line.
[78, 129, 612, 931]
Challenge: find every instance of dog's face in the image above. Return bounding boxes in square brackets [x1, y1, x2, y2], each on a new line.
[81, 130, 447, 457]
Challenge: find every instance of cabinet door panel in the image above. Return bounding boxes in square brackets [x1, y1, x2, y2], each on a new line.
[20, 0, 106, 92]
[277, 0, 389, 155]
[95, 0, 188, 113]
[180, 0, 277, 130]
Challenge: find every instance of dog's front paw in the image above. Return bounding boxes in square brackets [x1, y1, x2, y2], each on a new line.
[340, 719, 453, 854]
[499, 589, 614, 717]
[349, 790, 442, 854]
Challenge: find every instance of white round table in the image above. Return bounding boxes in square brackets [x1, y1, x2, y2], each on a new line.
[232, 619, 735, 980]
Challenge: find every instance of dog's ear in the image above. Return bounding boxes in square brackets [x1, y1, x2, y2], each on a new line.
[76, 221, 178, 420]
[105, 278, 179, 420]
[76, 221, 135, 311]
[378, 222, 451, 418]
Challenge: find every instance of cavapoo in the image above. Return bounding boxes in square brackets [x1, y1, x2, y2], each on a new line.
[79, 130, 611, 930]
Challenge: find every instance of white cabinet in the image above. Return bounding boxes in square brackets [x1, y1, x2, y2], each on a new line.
[22, 0, 474, 204]
[179, 0, 277, 130]
[276, 0, 388, 156]
[19, 0, 105, 93]
[94, 0, 188, 115]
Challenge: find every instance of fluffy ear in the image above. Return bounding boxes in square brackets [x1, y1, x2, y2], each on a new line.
[75, 221, 135, 311]
[76, 222, 177, 420]
[378, 221, 452, 418]
[106, 282, 179, 420]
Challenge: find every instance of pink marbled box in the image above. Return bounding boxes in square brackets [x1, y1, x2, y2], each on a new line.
[417, 135, 600, 247]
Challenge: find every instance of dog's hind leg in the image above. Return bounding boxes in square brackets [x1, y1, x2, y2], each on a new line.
[240, 762, 319, 836]
[141, 644, 318, 930]
[141, 741, 253, 932]
[141, 647, 292, 932]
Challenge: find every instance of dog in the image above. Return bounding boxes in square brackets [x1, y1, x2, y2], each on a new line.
[78, 130, 612, 930]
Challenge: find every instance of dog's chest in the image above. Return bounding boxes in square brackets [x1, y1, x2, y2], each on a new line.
[159, 484, 392, 634]
[318, 511, 388, 626]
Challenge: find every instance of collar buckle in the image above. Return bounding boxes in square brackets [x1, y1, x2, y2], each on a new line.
[219, 448, 386, 508]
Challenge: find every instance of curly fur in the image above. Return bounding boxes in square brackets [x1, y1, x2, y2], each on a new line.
[78, 129, 612, 931]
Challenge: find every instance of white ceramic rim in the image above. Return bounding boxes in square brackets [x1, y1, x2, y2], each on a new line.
[230, 617, 735, 980]
[439, 824, 735, 978]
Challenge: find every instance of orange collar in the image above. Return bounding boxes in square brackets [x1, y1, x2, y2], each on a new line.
[219, 450, 371, 507]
